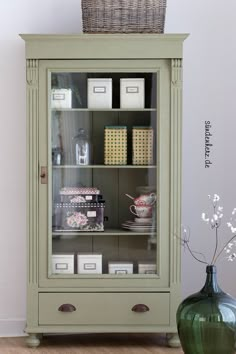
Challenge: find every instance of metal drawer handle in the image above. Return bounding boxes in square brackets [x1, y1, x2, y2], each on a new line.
[58, 304, 76, 312]
[132, 304, 150, 313]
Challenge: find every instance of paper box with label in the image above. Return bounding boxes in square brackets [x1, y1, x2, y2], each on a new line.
[120, 78, 145, 109]
[53, 202, 105, 232]
[77, 254, 102, 274]
[88, 78, 112, 109]
[51, 89, 72, 109]
[138, 262, 156, 274]
[108, 261, 133, 274]
[52, 253, 74, 274]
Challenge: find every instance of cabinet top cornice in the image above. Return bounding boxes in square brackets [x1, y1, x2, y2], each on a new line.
[20, 33, 189, 59]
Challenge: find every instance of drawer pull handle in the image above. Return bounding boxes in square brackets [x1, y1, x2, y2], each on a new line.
[132, 304, 150, 313]
[58, 304, 76, 312]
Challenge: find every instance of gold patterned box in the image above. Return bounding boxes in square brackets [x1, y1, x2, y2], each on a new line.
[132, 126, 154, 165]
[104, 126, 127, 165]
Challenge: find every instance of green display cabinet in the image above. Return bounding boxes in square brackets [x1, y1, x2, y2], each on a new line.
[20, 34, 188, 348]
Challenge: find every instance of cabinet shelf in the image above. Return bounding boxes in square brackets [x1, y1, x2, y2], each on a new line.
[52, 229, 157, 237]
[52, 108, 157, 112]
[52, 165, 157, 169]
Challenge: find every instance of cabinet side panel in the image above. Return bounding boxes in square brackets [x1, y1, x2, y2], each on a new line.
[26, 59, 39, 329]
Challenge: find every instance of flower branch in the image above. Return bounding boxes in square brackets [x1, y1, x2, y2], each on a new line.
[180, 194, 236, 265]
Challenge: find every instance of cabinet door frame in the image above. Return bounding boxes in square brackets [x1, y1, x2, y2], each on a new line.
[38, 59, 171, 290]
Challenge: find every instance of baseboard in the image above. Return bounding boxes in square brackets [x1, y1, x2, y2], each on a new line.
[0, 319, 27, 337]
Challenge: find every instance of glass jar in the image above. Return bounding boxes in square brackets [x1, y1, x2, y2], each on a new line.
[72, 128, 91, 165]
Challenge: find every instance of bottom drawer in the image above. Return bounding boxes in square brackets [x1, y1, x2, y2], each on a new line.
[39, 292, 170, 326]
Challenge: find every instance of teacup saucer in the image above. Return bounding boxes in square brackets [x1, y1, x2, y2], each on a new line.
[135, 218, 152, 224]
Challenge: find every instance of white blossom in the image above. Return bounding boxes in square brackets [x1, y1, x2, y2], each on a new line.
[213, 194, 220, 202]
[201, 213, 209, 223]
[232, 208, 236, 215]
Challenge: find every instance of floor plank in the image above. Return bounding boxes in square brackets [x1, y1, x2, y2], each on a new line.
[0, 334, 184, 353]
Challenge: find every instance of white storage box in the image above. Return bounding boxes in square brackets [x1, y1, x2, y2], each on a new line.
[108, 261, 133, 274]
[51, 89, 72, 109]
[88, 78, 112, 109]
[52, 253, 74, 274]
[120, 78, 145, 109]
[138, 262, 156, 274]
[77, 254, 102, 274]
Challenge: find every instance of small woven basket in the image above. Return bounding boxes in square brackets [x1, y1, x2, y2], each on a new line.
[81, 0, 167, 33]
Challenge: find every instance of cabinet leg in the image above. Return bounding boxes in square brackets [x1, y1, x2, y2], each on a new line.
[26, 333, 41, 348]
[166, 333, 181, 348]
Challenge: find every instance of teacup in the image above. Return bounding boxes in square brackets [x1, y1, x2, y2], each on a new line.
[134, 193, 156, 206]
[129, 205, 153, 218]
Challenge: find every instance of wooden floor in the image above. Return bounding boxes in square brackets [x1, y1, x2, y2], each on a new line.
[0, 334, 184, 353]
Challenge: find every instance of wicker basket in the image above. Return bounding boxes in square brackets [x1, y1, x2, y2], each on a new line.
[132, 126, 153, 165]
[104, 126, 127, 165]
[81, 0, 167, 33]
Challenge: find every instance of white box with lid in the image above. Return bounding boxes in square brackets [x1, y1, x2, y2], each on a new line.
[77, 254, 102, 274]
[138, 262, 156, 274]
[120, 78, 145, 109]
[108, 261, 133, 274]
[52, 253, 74, 274]
[88, 78, 112, 109]
[51, 89, 72, 109]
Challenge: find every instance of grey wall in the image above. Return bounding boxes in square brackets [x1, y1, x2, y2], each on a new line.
[0, 0, 236, 336]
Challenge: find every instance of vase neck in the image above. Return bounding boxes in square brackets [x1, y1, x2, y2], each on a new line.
[201, 265, 222, 295]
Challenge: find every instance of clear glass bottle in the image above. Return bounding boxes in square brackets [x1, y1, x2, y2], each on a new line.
[72, 128, 91, 165]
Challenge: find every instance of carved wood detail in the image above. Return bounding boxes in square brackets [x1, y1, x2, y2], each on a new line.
[27, 60, 39, 285]
[27, 59, 38, 86]
[170, 59, 182, 285]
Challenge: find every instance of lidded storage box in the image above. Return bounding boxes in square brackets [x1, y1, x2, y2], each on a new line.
[51, 89, 72, 109]
[59, 187, 102, 203]
[53, 202, 105, 232]
[77, 254, 102, 274]
[52, 253, 74, 274]
[120, 79, 145, 109]
[132, 126, 154, 165]
[104, 126, 127, 165]
[87, 78, 112, 109]
[108, 261, 133, 274]
[138, 262, 156, 274]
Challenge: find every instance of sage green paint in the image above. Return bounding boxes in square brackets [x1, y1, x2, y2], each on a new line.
[21, 34, 188, 346]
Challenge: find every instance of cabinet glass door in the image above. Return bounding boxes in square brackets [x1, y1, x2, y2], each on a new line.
[38, 60, 170, 287]
[50, 71, 158, 277]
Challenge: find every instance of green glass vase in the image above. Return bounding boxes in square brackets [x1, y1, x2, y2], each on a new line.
[177, 265, 236, 354]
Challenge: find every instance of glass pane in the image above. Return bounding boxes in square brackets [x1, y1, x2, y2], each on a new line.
[50, 71, 159, 277]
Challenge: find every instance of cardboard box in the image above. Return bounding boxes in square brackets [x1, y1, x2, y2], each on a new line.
[77, 254, 102, 274]
[88, 78, 112, 109]
[120, 78, 145, 109]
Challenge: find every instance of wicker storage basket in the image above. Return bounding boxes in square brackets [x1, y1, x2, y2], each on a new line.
[104, 126, 127, 165]
[82, 0, 167, 33]
[132, 126, 153, 165]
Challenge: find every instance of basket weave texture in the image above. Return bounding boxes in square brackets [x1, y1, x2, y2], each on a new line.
[132, 127, 153, 165]
[104, 126, 127, 165]
[82, 0, 167, 33]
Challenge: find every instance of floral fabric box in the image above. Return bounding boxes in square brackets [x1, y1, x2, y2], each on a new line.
[53, 202, 105, 232]
[52, 253, 74, 274]
[77, 254, 102, 274]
